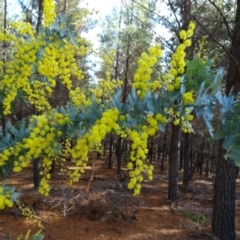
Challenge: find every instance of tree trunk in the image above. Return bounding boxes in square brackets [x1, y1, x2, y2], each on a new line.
[183, 133, 190, 186]
[148, 138, 153, 163]
[212, 140, 236, 240]
[36, 0, 43, 33]
[108, 134, 114, 168]
[167, 0, 191, 201]
[122, 0, 133, 103]
[189, 139, 200, 180]
[180, 136, 184, 170]
[49, 160, 55, 174]
[116, 137, 122, 174]
[160, 124, 168, 172]
[199, 140, 204, 175]
[212, 1, 240, 238]
[205, 143, 210, 177]
[33, 158, 41, 188]
[225, 3, 240, 95]
[210, 142, 216, 174]
[168, 124, 180, 201]
[190, 134, 193, 168]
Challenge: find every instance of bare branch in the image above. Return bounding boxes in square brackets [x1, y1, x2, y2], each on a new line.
[168, 0, 181, 30]
[131, 0, 180, 39]
[192, 15, 239, 70]
[208, 0, 232, 39]
[123, 1, 175, 51]
[37, 0, 43, 33]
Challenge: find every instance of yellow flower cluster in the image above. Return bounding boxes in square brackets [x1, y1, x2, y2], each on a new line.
[38, 42, 85, 92]
[146, 115, 159, 136]
[144, 113, 166, 136]
[17, 229, 43, 240]
[43, 0, 56, 27]
[133, 44, 162, 98]
[38, 138, 74, 196]
[94, 49, 121, 101]
[38, 45, 59, 80]
[183, 91, 194, 105]
[113, 119, 128, 138]
[0, 27, 40, 114]
[96, 49, 119, 98]
[38, 177, 51, 196]
[125, 113, 166, 195]
[58, 43, 85, 90]
[16, 200, 43, 228]
[195, 35, 207, 62]
[13, 121, 53, 172]
[16, 113, 69, 195]
[70, 87, 91, 107]
[91, 73, 123, 103]
[38, 156, 53, 196]
[0, 112, 69, 179]
[165, 21, 196, 91]
[0, 149, 12, 167]
[10, 21, 35, 37]
[155, 113, 167, 124]
[69, 108, 120, 184]
[127, 130, 154, 195]
[179, 22, 195, 40]
[0, 29, 16, 43]
[0, 187, 13, 209]
[27, 80, 52, 112]
[76, 43, 89, 56]
[55, 138, 72, 174]
[149, 79, 163, 91]
[100, 49, 116, 68]
[0, 33, 39, 114]
[0, 25, 65, 114]
[0, 18, 87, 115]
[172, 108, 194, 133]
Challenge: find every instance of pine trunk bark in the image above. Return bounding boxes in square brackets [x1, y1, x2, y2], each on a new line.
[108, 134, 114, 168]
[212, 140, 236, 240]
[183, 133, 190, 186]
[205, 143, 209, 177]
[167, 0, 191, 201]
[199, 140, 204, 175]
[212, 1, 240, 239]
[179, 138, 183, 170]
[36, 0, 43, 33]
[33, 158, 41, 188]
[168, 124, 180, 201]
[116, 137, 122, 174]
[160, 124, 168, 172]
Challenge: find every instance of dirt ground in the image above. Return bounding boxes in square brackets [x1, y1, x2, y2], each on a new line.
[0, 157, 240, 240]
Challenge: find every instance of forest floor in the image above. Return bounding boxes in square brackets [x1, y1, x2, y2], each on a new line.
[0, 156, 240, 240]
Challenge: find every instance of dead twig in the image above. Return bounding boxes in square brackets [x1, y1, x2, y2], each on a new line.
[86, 163, 95, 192]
